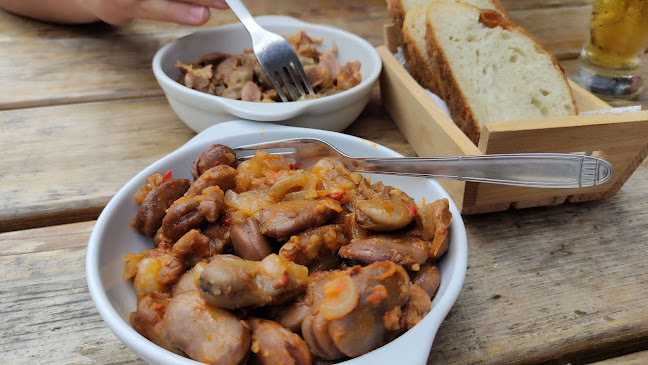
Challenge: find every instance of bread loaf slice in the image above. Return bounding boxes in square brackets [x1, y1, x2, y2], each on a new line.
[396, 0, 509, 96]
[388, 0, 509, 43]
[425, 2, 578, 144]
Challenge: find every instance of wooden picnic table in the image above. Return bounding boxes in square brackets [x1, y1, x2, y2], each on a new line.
[1, 1, 647, 364]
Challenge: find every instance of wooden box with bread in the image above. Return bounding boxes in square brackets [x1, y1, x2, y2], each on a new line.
[378, 0, 648, 214]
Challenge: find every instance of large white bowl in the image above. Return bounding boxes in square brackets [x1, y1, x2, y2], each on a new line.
[86, 120, 467, 365]
[152, 16, 382, 133]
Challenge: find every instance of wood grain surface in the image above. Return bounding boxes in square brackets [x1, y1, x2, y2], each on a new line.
[0, 1, 594, 109]
[1, 0, 648, 364]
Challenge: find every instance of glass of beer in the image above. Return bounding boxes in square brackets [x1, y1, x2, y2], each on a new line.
[573, 0, 648, 99]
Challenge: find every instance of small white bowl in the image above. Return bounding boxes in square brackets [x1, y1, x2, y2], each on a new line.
[86, 121, 467, 365]
[152, 16, 382, 133]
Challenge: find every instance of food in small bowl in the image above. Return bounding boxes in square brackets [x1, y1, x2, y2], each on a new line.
[152, 16, 382, 132]
[177, 31, 362, 102]
[86, 121, 467, 365]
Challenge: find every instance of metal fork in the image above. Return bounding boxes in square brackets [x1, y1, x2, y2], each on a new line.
[233, 138, 613, 188]
[225, 0, 315, 102]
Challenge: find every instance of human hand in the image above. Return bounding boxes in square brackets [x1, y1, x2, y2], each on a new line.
[81, 0, 229, 26]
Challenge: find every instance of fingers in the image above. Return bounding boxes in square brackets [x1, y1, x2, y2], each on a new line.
[176, 0, 229, 10]
[86, 0, 230, 26]
[136, 0, 212, 25]
[210, 0, 229, 10]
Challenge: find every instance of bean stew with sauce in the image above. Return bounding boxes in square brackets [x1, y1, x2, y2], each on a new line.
[123, 143, 452, 364]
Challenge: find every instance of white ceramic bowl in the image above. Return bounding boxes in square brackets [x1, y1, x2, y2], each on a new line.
[86, 121, 467, 365]
[152, 16, 382, 133]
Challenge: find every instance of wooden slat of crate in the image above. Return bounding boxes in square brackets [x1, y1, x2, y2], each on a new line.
[478, 110, 648, 210]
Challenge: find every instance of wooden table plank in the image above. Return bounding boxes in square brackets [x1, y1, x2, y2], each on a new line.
[0, 222, 144, 364]
[591, 350, 648, 365]
[0, 97, 195, 232]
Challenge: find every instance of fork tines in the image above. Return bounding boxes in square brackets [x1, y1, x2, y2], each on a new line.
[256, 34, 316, 102]
[267, 57, 315, 102]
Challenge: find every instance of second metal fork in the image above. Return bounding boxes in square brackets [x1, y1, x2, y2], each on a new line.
[226, 0, 315, 102]
[233, 138, 613, 188]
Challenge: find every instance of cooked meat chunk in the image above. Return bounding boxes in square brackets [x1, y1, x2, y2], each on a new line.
[134, 178, 191, 237]
[199, 254, 309, 309]
[337, 61, 362, 90]
[163, 290, 250, 365]
[338, 236, 429, 267]
[354, 181, 417, 232]
[255, 198, 342, 240]
[133, 172, 165, 203]
[230, 216, 273, 261]
[301, 261, 411, 360]
[129, 293, 182, 355]
[125, 248, 170, 299]
[190, 144, 238, 180]
[279, 224, 347, 266]
[202, 220, 232, 255]
[273, 270, 337, 333]
[399, 283, 431, 330]
[272, 300, 312, 333]
[153, 227, 174, 248]
[412, 263, 441, 298]
[172, 261, 209, 296]
[417, 198, 452, 259]
[248, 318, 312, 365]
[176, 31, 362, 102]
[162, 186, 224, 241]
[241, 81, 263, 102]
[343, 212, 369, 241]
[186, 164, 238, 195]
[176, 62, 214, 94]
[157, 229, 211, 286]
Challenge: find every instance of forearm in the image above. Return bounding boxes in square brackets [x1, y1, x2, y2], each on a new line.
[0, 0, 100, 24]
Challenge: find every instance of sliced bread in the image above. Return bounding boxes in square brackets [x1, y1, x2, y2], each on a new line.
[425, 2, 578, 144]
[396, 0, 509, 96]
[388, 0, 509, 42]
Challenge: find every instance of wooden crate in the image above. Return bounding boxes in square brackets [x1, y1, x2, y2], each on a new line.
[379, 25, 648, 214]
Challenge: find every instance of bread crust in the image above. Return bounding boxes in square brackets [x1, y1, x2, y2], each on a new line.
[425, 8, 483, 144]
[387, 0, 407, 44]
[403, 35, 440, 93]
[402, 9, 440, 94]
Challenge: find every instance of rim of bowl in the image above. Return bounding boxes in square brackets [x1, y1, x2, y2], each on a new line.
[151, 17, 382, 118]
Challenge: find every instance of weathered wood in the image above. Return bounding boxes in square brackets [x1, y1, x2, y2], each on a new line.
[0, 1, 600, 109]
[591, 350, 648, 365]
[0, 89, 412, 232]
[0, 1, 390, 109]
[429, 156, 648, 364]
[0, 222, 145, 364]
[0, 97, 195, 232]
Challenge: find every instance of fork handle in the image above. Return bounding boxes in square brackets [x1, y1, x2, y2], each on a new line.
[353, 153, 612, 188]
[225, 0, 261, 34]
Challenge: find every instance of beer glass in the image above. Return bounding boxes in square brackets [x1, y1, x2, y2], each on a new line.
[573, 0, 648, 99]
